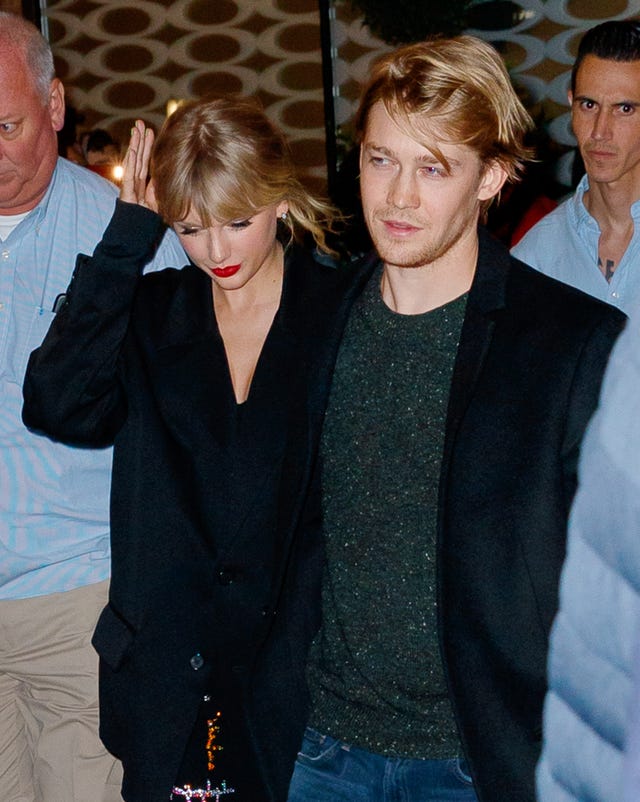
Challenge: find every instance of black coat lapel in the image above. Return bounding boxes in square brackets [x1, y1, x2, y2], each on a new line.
[445, 227, 510, 444]
[148, 265, 237, 452]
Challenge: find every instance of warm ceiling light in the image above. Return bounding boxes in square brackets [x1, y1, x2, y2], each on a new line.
[166, 99, 184, 117]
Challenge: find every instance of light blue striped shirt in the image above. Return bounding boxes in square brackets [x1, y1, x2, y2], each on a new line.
[0, 157, 186, 599]
[512, 174, 640, 315]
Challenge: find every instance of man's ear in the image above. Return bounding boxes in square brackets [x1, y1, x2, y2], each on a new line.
[478, 160, 508, 203]
[48, 78, 66, 132]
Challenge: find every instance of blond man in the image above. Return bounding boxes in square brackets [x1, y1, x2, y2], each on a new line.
[286, 35, 625, 802]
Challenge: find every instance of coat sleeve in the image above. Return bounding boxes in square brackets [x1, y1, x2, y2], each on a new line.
[561, 305, 627, 509]
[22, 200, 168, 447]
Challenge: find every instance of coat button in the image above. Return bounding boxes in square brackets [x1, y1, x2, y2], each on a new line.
[190, 652, 204, 670]
[218, 568, 235, 585]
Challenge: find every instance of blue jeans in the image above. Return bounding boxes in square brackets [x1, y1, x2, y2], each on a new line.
[287, 728, 479, 802]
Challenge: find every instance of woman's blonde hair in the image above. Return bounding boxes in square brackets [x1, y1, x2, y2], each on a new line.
[151, 95, 336, 253]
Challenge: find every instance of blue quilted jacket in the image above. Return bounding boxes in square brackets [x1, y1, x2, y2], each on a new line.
[537, 309, 640, 802]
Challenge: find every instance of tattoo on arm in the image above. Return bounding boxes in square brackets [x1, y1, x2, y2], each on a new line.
[598, 256, 616, 282]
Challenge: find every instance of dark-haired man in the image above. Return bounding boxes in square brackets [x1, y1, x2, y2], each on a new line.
[513, 20, 640, 314]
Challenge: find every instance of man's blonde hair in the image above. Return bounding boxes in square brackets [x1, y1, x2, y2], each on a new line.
[355, 35, 533, 187]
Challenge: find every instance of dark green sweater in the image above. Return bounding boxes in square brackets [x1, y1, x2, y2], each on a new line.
[307, 265, 467, 758]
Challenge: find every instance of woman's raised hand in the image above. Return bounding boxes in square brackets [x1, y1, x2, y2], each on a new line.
[119, 120, 157, 211]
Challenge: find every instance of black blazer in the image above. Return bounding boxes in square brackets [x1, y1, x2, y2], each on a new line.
[22, 201, 349, 802]
[439, 229, 624, 801]
[309, 226, 624, 802]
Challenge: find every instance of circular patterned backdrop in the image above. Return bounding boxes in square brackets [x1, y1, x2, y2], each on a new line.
[46, 0, 640, 193]
[47, 0, 328, 191]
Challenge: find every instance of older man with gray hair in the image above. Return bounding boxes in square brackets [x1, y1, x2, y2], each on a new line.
[0, 12, 185, 801]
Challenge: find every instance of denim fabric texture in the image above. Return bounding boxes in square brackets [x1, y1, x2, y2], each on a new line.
[287, 728, 478, 802]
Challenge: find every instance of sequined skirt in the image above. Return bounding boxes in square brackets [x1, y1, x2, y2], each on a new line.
[171, 697, 236, 801]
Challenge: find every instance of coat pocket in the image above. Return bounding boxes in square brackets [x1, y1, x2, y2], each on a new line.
[92, 603, 135, 670]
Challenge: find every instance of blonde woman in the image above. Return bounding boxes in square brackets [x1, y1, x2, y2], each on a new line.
[23, 96, 342, 802]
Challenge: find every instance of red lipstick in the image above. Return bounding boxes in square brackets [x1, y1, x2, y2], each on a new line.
[211, 264, 241, 278]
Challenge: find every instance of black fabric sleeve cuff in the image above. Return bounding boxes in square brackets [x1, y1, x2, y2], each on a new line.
[94, 199, 167, 262]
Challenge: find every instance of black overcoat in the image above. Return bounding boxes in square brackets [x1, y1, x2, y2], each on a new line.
[320, 226, 625, 802]
[22, 201, 350, 802]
